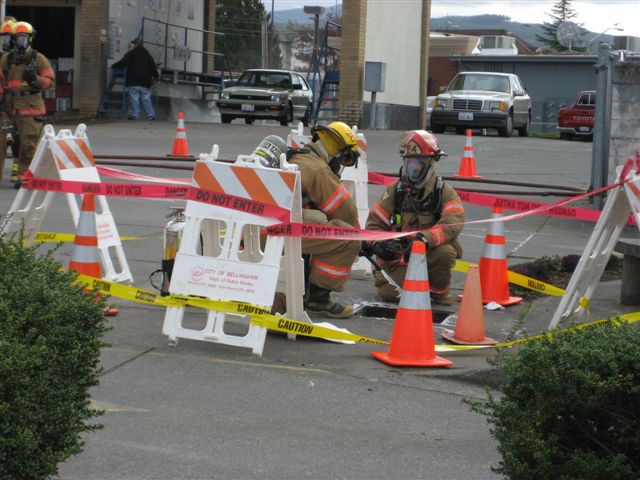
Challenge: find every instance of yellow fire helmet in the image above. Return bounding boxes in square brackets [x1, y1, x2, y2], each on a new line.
[311, 121, 360, 167]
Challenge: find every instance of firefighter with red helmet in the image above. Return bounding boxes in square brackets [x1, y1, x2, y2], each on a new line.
[0, 17, 17, 182]
[364, 130, 464, 305]
[0, 21, 54, 187]
[286, 121, 362, 318]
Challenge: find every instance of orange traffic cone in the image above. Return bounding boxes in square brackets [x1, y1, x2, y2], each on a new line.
[453, 129, 481, 178]
[442, 265, 496, 345]
[372, 240, 453, 367]
[170, 111, 190, 156]
[478, 206, 522, 306]
[69, 194, 119, 317]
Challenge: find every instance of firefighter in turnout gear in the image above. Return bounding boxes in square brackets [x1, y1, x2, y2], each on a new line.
[364, 130, 464, 305]
[0, 17, 16, 182]
[287, 121, 362, 318]
[0, 21, 54, 187]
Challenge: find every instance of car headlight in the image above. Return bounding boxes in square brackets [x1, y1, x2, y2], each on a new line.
[271, 94, 286, 102]
[487, 101, 507, 112]
[434, 98, 449, 109]
[220, 92, 230, 100]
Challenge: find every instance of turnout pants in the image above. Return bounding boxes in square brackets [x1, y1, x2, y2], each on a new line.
[302, 209, 361, 292]
[15, 115, 44, 177]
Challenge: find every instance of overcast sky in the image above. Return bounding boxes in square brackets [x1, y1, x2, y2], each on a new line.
[267, 0, 640, 37]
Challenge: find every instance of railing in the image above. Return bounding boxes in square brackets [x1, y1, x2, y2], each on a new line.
[139, 16, 233, 89]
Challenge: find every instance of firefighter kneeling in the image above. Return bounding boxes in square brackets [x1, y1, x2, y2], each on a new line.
[364, 130, 464, 305]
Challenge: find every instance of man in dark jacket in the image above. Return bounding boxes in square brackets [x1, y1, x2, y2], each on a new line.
[112, 38, 159, 120]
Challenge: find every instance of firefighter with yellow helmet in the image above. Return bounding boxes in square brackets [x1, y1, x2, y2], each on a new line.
[0, 17, 17, 182]
[0, 20, 54, 187]
[286, 121, 362, 318]
[364, 130, 464, 305]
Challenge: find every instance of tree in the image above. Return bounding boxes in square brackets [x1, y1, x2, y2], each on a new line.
[536, 0, 583, 51]
[215, 0, 281, 72]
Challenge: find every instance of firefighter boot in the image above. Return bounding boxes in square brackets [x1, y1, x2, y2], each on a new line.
[305, 284, 355, 319]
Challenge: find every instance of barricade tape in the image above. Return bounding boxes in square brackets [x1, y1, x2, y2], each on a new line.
[73, 273, 639, 353]
[94, 164, 635, 225]
[34, 232, 142, 243]
[73, 273, 482, 351]
[452, 260, 565, 296]
[23, 175, 291, 222]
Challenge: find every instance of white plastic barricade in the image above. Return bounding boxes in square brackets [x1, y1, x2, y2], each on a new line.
[0, 124, 132, 283]
[162, 147, 308, 356]
[549, 164, 640, 329]
[286, 123, 371, 272]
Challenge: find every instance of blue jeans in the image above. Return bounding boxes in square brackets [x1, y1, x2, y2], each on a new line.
[127, 85, 156, 120]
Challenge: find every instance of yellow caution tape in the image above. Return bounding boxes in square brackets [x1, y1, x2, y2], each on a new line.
[73, 274, 639, 353]
[507, 271, 565, 296]
[35, 232, 142, 243]
[497, 312, 640, 347]
[73, 273, 483, 351]
[453, 260, 565, 296]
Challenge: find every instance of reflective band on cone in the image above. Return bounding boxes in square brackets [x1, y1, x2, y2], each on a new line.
[478, 206, 522, 306]
[453, 129, 481, 178]
[372, 240, 453, 367]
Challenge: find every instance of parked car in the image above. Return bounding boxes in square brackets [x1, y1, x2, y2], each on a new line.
[216, 69, 313, 126]
[557, 90, 596, 140]
[430, 71, 532, 137]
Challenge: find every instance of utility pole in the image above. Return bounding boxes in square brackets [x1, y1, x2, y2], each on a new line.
[304, 6, 325, 99]
[261, 10, 269, 68]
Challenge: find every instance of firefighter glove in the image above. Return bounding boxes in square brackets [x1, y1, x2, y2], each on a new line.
[24, 63, 38, 84]
[373, 240, 401, 261]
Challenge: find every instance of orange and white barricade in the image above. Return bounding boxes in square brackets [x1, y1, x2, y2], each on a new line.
[286, 123, 371, 273]
[162, 146, 307, 356]
[0, 124, 132, 283]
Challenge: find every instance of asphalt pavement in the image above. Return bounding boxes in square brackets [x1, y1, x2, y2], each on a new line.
[1, 118, 638, 480]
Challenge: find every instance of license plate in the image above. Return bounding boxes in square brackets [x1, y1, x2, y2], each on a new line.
[458, 112, 473, 121]
[578, 126, 590, 132]
[241, 104, 255, 112]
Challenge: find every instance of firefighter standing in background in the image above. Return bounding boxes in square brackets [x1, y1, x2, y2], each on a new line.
[0, 21, 54, 188]
[287, 121, 362, 318]
[0, 17, 17, 182]
[364, 130, 464, 305]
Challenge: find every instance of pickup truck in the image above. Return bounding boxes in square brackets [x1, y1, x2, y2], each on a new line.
[557, 91, 596, 140]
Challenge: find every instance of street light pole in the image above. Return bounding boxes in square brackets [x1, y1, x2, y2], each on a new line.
[588, 23, 624, 53]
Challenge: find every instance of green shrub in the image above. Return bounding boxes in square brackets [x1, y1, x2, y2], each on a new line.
[469, 320, 640, 479]
[0, 235, 109, 479]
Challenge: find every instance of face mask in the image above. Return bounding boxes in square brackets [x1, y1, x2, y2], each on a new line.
[403, 157, 428, 183]
[1, 35, 11, 51]
[15, 35, 29, 51]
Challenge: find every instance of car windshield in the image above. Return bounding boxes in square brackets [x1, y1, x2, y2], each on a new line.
[235, 71, 291, 89]
[450, 74, 510, 93]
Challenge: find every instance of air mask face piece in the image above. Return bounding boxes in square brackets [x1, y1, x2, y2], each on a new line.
[1, 35, 11, 51]
[403, 157, 429, 184]
[15, 34, 29, 52]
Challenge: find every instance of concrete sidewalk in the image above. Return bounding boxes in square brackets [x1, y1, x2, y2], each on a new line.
[1, 119, 638, 479]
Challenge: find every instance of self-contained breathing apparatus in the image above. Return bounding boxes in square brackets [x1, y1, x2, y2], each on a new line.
[149, 207, 186, 296]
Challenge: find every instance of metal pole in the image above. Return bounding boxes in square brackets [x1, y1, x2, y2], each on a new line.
[370, 91, 377, 129]
[590, 43, 611, 210]
[261, 11, 268, 68]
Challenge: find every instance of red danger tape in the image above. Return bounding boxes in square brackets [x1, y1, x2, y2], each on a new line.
[368, 171, 396, 186]
[456, 189, 636, 225]
[23, 175, 291, 222]
[267, 222, 419, 241]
